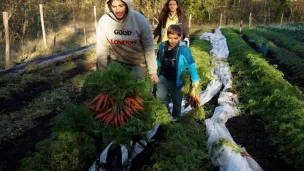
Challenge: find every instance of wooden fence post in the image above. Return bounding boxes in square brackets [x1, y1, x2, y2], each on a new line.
[220, 13, 223, 27]
[3, 11, 10, 69]
[73, 3, 77, 36]
[280, 13, 284, 26]
[39, 4, 47, 48]
[94, 6, 97, 30]
[249, 13, 252, 27]
[189, 14, 192, 28]
[84, 28, 87, 45]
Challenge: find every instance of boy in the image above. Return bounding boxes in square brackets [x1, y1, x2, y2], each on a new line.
[156, 25, 200, 121]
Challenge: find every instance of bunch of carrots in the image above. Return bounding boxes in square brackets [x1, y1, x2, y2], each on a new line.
[86, 93, 144, 127]
[185, 88, 200, 109]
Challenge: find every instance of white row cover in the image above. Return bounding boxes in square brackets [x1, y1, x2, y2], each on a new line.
[200, 28, 263, 171]
[88, 123, 160, 171]
[200, 29, 230, 59]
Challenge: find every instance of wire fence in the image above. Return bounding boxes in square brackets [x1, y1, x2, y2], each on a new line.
[0, 2, 106, 70]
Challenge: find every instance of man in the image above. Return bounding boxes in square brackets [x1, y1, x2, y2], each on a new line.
[96, 0, 159, 83]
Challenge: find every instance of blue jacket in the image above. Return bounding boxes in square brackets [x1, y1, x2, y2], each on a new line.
[157, 41, 200, 88]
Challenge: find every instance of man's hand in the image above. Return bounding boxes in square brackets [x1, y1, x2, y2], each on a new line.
[192, 81, 199, 89]
[150, 74, 159, 84]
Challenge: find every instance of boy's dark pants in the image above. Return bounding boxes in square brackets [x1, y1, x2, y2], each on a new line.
[156, 75, 183, 119]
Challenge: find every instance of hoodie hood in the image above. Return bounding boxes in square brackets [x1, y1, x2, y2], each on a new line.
[105, 0, 131, 14]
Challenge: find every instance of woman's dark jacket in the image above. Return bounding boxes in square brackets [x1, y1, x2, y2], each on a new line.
[153, 13, 189, 43]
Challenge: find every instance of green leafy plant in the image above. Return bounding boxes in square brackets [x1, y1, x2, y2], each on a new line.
[222, 28, 304, 170]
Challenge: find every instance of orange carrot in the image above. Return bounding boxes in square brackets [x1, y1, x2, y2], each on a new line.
[90, 93, 103, 106]
[119, 113, 125, 127]
[124, 98, 131, 107]
[114, 115, 118, 127]
[133, 103, 144, 110]
[85, 103, 96, 111]
[134, 95, 143, 106]
[128, 98, 138, 105]
[116, 113, 122, 127]
[129, 105, 138, 112]
[101, 95, 109, 110]
[122, 112, 128, 122]
[104, 113, 115, 126]
[95, 108, 112, 119]
[124, 106, 134, 118]
[95, 94, 105, 111]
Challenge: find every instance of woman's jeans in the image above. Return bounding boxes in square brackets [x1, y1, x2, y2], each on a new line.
[156, 75, 182, 118]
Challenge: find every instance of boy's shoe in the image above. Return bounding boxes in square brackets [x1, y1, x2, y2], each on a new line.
[169, 116, 180, 122]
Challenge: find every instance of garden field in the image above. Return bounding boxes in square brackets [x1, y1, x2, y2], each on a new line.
[0, 24, 304, 171]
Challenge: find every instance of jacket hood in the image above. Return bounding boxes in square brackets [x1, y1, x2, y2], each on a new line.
[105, 0, 131, 13]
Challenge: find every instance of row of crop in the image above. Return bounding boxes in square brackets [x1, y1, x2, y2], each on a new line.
[241, 28, 304, 84]
[257, 24, 304, 42]
[246, 27, 304, 58]
[0, 51, 96, 114]
[18, 35, 214, 171]
[222, 28, 304, 170]
[0, 51, 96, 145]
[0, 52, 96, 170]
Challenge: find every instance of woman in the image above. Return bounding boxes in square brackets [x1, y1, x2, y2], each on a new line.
[153, 0, 189, 45]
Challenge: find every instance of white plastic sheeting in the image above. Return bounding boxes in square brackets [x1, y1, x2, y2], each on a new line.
[201, 28, 263, 171]
[88, 123, 160, 171]
[200, 29, 230, 59]
[88, 142, 128, 171]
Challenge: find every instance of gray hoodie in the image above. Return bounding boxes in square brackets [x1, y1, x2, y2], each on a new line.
[96, 0, 157, 75]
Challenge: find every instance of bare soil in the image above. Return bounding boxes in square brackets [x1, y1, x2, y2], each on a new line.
[226, 115, 296, 171]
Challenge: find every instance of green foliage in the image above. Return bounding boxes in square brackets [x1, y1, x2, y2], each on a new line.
[20, 132, 95, 171]
[210, 138, 243, 158]
[190, 38, 213, 87]
[144, 116, 213, 171]
[246, 27, 304, 57]
[222, 28, 304, 170]
[259, 24, 304, 42]
[84, 62, 147, 101]
[181, 70, 191, 94]
[181, 35, 213, 94]
[242, 27, 304, 83]
[0, 85, 72, 143]
[0, 75, 25, 99]
[53, 96, 170, 145]
[59, 62, 171, 145]
[53, 105, 96, 134]
[188, 107, 206, 120]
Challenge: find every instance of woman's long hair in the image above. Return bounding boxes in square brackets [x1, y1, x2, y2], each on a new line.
[158, 0, 184, 22]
